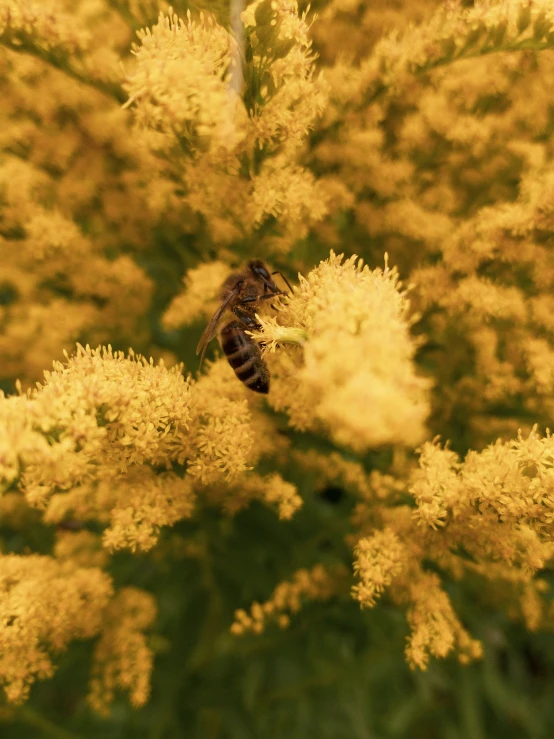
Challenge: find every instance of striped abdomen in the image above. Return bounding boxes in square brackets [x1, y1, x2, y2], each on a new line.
[220, 320, 270, 394]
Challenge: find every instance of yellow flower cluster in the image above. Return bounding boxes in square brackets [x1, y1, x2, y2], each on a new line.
[180, 359, 302, 518]
[412, 429, 554, 565]
[324, 0, 554, 110]
[0, 346, 197, 551]
[163, 260, 232, 329]
[1, 343, 302, 551]
[124, 9, 238, 148]
[54, 528, 108, 569]
[404, 571, 483, 670]
[410, 162, 554, 443]
[350, 525, 486, 670]
[231, 564, 346, 634]
[0, 158, 154, 383]
[0, 0, 130, 101]
[0, 0, 91, 57]
[349, 425, 554, 668]
[88, 587, 157, 714]
[0, 0, 206, 388]
[124, 2, 328, 250]
[241, 0, 327, 146]
[306, 0, 554, 450]
[208, 471, 302, 519]
[0, 337, 304, 705]
[352, 529, 407, 608]
[255, 252, 430, 450]
[0, 552, 112, 703]
[4, 0, 554, 715]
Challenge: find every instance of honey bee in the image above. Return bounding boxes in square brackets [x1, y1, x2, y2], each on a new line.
[196, 260, 290, 393]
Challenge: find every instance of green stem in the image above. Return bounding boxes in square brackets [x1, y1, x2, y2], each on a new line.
[186, 520, 224, 671]
[16, 706, 84, 739]
[0, 40, 126, 104]
[105, 0, 145, 32]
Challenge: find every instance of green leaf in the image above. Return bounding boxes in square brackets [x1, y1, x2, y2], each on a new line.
[255, 0, 275, 28]
[456, 23, 487, 56]
[517, 4, 532, 35]
[255, 22, 280, 49]
[273, 37, 296, 60]
[440, 36, 456, 60]
[533, 12, 551, 41]
[492, 20, 508, 48]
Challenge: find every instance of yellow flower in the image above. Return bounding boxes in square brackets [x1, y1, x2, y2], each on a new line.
[352, 529, 407, 608]
[124, 9, 245, 151]
[404, 571, 483, 670]
[231, 564, 346, 635]
[264, 251, 430, 450]
[163, 260, 232, 329]
[3, 343, 297, 550]
[88, 587, 156, 714]
[0, 553, 113, 703]
[122, 3, 328, 250]
[0, 0, 91, 55]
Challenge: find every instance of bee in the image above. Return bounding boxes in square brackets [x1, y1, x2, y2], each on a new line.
[196, 260, 290, 394]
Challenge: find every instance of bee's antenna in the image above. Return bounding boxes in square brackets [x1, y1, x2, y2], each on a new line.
[271, 271, 293, 292]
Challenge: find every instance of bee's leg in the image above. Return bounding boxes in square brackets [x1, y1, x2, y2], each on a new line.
[233, 306, 262, 330]
[262, 282, 288, 298]
[239, 293, 285, 304]
[255, 292, 286, 311]
[257, 293, 285, 302]
[236, 296, 262, 327]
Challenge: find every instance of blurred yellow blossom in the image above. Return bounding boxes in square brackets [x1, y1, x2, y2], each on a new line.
[54, 529, 109, 569]
[88, 587, 156, 714]
[231, 564, 347, 635]
[0, 0, 91, 56]
[211, 470, 302, 519]
[0, 553, 113, 703]
[0, 154, 154, 384]
[403, 571, 483, 670]
[123, 1, 328, 251]
[124, 9, 242, 149]
[163, 260, 232, 330]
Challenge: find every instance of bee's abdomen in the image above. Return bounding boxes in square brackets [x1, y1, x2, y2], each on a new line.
[220, 321, 270, 394]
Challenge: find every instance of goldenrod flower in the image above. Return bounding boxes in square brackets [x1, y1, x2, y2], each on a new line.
[123, 2, 327, 251]
[4, 0, 554, 718]
[231, 564, 347, 635]
[352, 529, 407, 608]
[404, 571, 483, 670]
[124, 9, 243, 150]
[163, 260, 232, 329]
[0, 553, 113, 703]
[263, 251, 430, 450]
[88, 587, 156, 714]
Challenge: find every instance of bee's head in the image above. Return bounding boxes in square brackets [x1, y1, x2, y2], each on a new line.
[248, 260, 271, 282]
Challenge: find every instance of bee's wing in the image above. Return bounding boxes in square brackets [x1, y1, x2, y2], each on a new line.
[196, 285, 241, 367]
